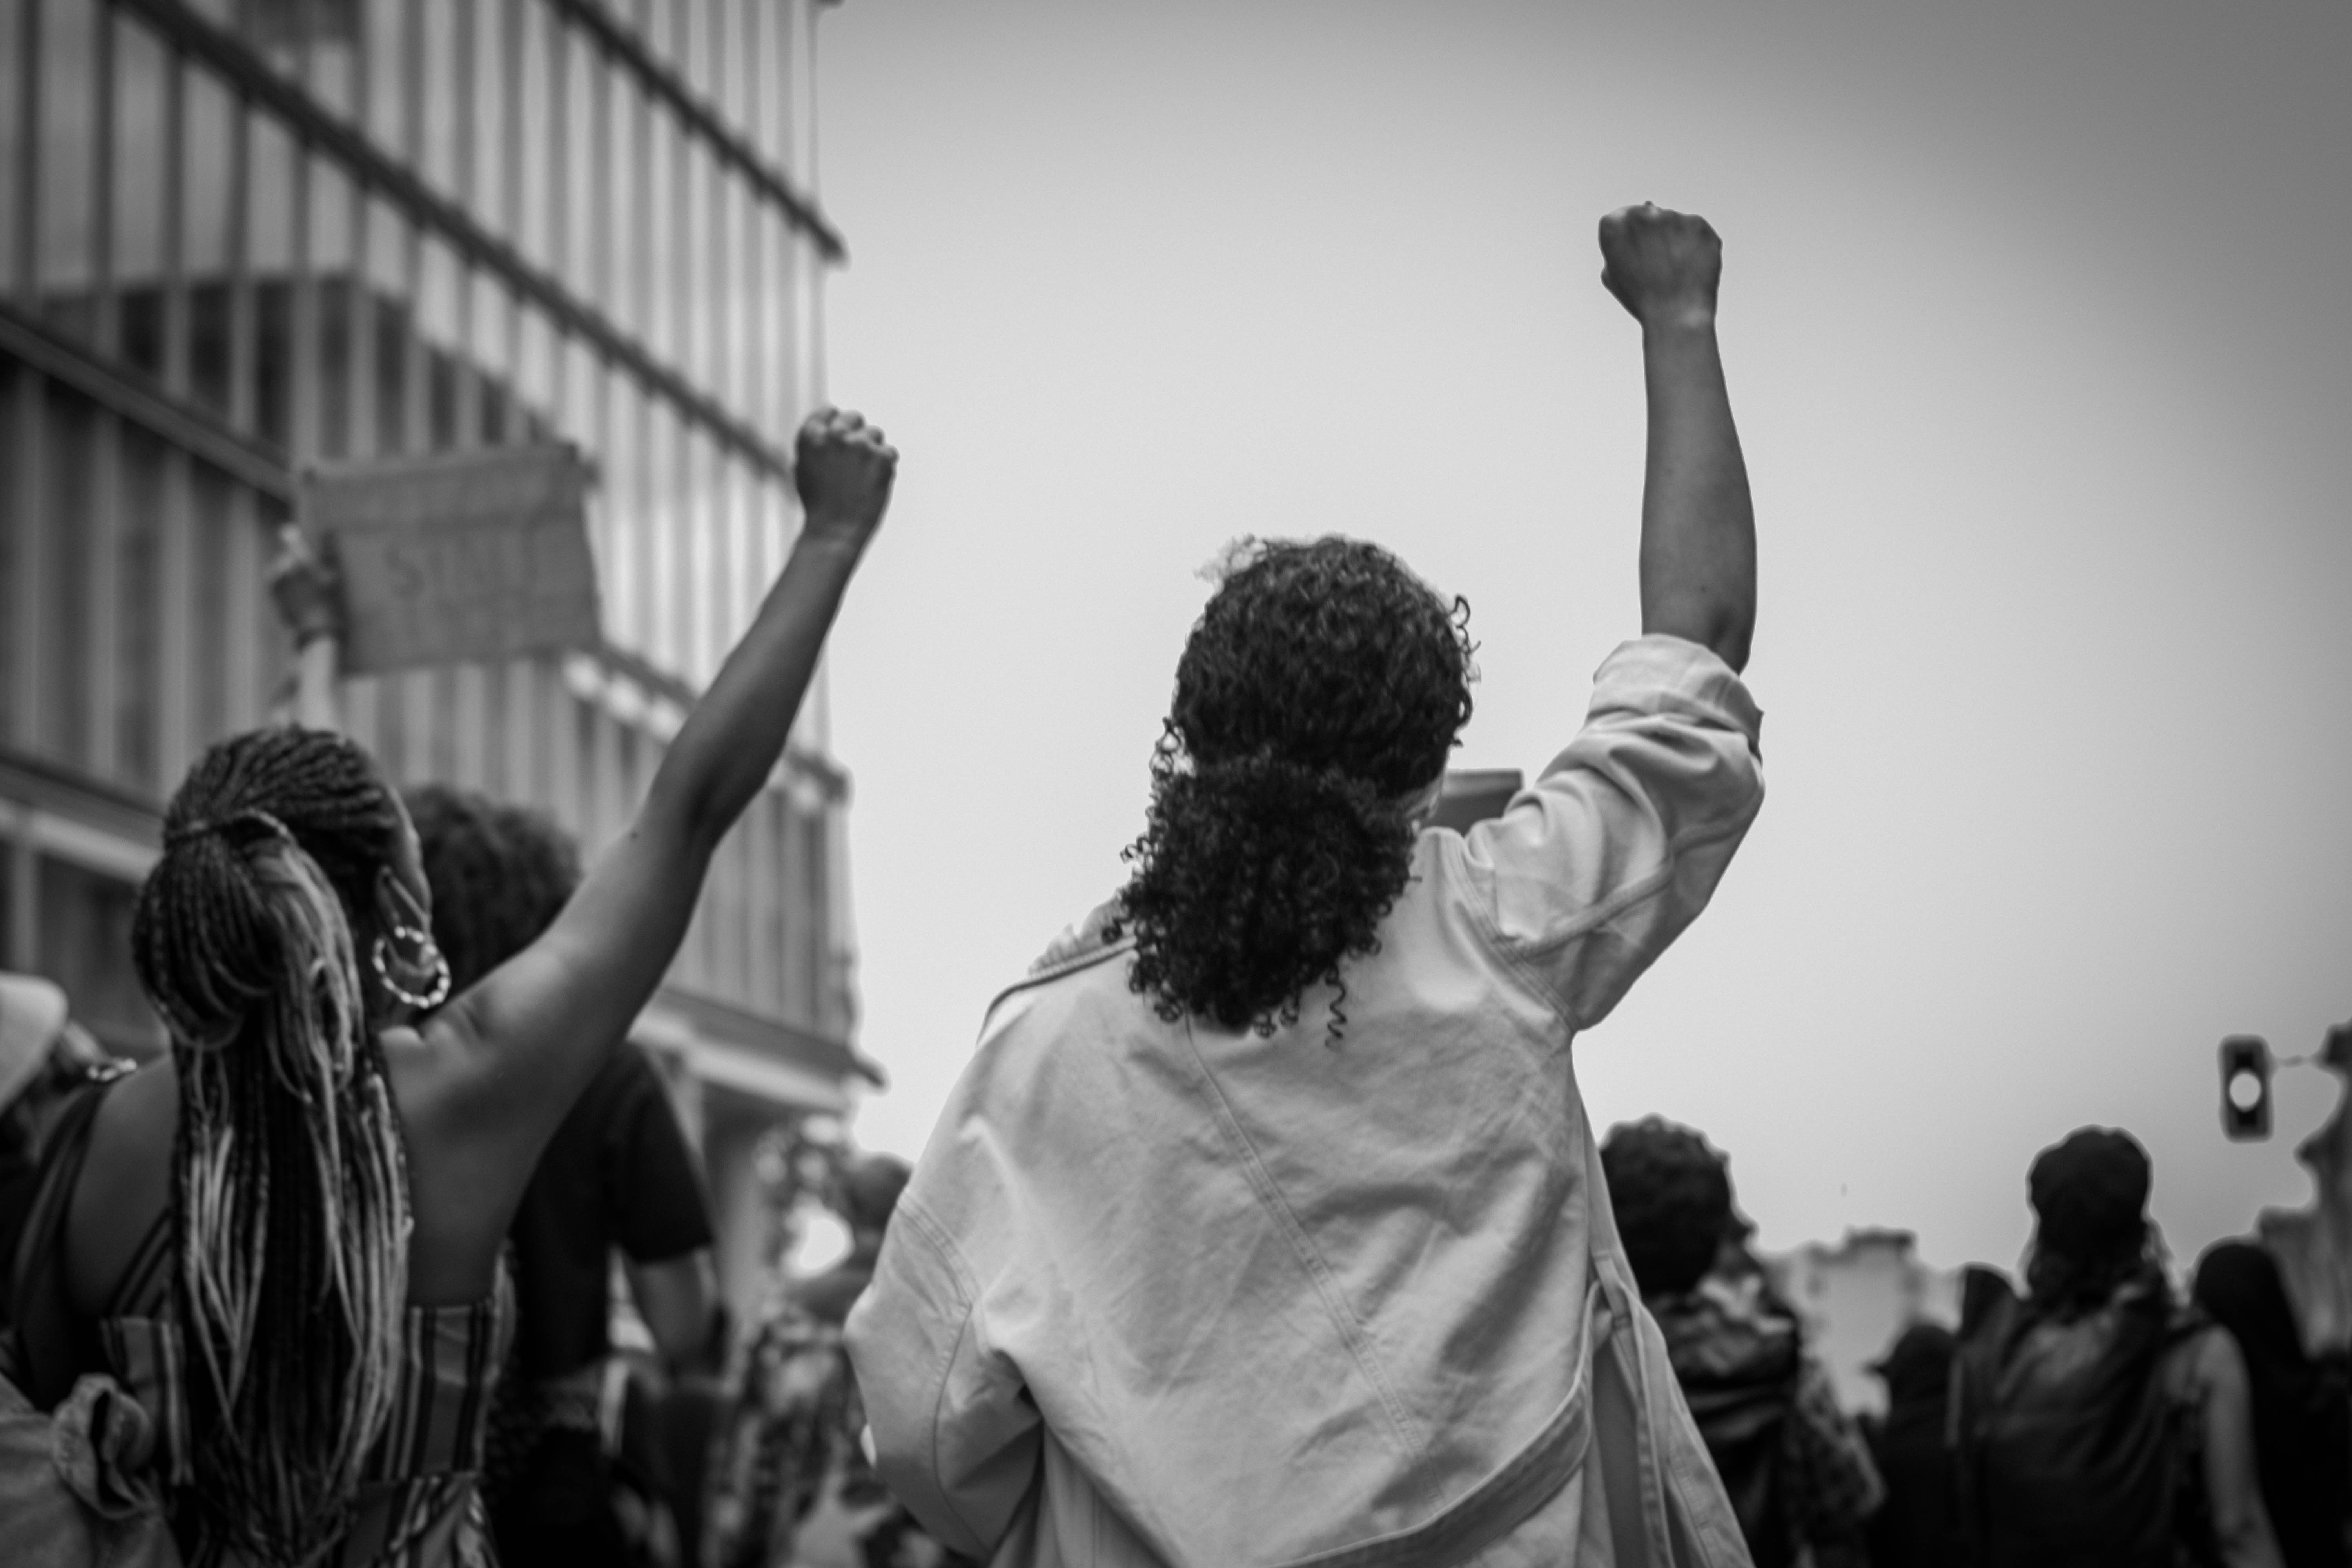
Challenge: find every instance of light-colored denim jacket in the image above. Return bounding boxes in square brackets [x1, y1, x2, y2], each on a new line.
[847, 636, 1765, 1566]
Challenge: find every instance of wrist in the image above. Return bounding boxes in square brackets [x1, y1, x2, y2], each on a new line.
[795, 519, 873, 562]
[288, 613, 340, 648]
[1641, 304, 1718, 338]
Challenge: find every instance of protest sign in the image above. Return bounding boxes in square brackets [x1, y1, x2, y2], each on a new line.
[300, 445, 602, 676]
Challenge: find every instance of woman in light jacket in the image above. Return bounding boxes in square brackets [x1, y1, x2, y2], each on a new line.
[848, 204, 1763, 1567]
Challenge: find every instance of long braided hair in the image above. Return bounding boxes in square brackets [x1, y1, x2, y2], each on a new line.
[130, 727, 415, 1563]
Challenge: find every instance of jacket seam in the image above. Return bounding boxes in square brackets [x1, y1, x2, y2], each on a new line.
[1443, 792, 1760, 1029]
[976, 938, 1137, 1036]
[890, 1197, 999, 1553]
[1176, 1020, 1441, 1514]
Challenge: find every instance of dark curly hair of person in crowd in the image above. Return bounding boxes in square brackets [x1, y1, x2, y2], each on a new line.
[405, 785, 582, 992]
[2023, 1127, 2162, 1321]
[1600, 1117, 1735, 1298]
[1114, 536, 1475, 1038]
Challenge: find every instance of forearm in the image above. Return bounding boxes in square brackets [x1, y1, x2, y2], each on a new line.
[1638, 318, 1755, 672]
[628, 1249, 717, 1370]
[644, 528, 864, 853]
[291, 634, 342, 730]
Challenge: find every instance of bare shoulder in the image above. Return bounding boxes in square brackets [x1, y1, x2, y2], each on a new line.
[377, 1016, 481, 1157]
[2164, 1321, 2247, 1401]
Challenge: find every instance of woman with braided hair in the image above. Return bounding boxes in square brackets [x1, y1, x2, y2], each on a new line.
[14, 409, 895, 1566]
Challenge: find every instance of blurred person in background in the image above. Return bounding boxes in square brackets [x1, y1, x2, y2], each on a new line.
[407, 785, 720, 1568]
[1861, 1322, 1961, 1568]
[2192, 1240, 2349, 1568]
[1601, 1116, 1882, 1568]
[706, 1149, 971, 1568]
[1952, 1127, 2283, 1568]
[0, 974, 127, 1308]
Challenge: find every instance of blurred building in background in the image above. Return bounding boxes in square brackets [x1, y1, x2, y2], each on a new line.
[0, 0, 871, 1321]
[1770, 1228, 1962, 1415]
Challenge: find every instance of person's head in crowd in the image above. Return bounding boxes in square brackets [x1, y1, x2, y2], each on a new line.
[1870, 1322, 1957, 1412]
[131, 725, 446, 1560]
[1116, 537, 1476, 1038]
[1601, 1116, 1735, 1298]
[1, 971, 69, 1128]
[0, 972, 112, 1158]
[405, 786, 582, 993]
[836, 1151, 913, 1251]
[2024, 1125, 2154, 1317]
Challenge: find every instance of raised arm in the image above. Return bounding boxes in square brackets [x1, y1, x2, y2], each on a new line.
[2195, 1328, 2288, 1568]
[1600, 204, 1756, 673]
[423, 409, 896, 1178]
[266, 524, 345, 730]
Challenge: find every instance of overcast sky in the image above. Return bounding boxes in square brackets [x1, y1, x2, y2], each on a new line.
[804, 0, 2352, 1276]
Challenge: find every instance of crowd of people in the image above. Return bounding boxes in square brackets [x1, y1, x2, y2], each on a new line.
[0, 204, 2341, 1568]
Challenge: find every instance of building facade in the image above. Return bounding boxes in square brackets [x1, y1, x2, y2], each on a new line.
[0, 0, 864, 1319]
[1769, 1228, 1962, 1415]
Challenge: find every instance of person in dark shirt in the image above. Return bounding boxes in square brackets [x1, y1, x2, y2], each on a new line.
[1602, 1116, 1883, 1568]
[0, 973, 125, 1324]
[1865, 1322, 1964, 1568]
[2193, 1240, 2350, 1568]
[407, 786, 717, 1568]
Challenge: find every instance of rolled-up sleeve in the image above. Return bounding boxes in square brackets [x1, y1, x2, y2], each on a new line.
[1453, 634, 1764, 1029]
[844, 1198, 1041, 1558]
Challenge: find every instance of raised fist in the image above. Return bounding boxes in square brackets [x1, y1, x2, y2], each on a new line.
[795, 407, 898, 547]
[265, 523, 343, 645]
[1598, 203, 1722, 329]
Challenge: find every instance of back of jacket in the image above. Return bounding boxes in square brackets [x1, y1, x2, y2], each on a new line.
[847, 636, 1766, 1568]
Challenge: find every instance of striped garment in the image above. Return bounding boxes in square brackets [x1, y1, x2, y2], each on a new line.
[97, 1230, 512, 1568]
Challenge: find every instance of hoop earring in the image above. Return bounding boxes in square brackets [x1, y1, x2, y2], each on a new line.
[372, 935, 452, 1012]
[378, 868, 434, 947]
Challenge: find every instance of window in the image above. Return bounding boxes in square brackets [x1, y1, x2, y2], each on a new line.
[43, 386, 95, 767]
[420, 0, 460, 199]
[36, 855, 163, 1057]
[309, 155, 358, 459]
[363, 0, 407, 160]
[470, 0, 507, 235]
[0, 354, 18, 746]
[36, 0, 99, 341]
[249, 111, 300, 448]
[0, 0, 25, 298]
[516, 0, 554, 273]
[183, 65, 239, 419]
[112, 16, 171, 380]
[115, 420, 165, 789]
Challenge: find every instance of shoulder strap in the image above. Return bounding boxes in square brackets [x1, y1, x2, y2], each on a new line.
[9, 1074, 118, 1411]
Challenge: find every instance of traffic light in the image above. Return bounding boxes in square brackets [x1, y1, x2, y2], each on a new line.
[2220, 1036, 2272, 1141]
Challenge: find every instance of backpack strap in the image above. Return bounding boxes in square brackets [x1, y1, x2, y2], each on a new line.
[8, 1072, 119, 1411]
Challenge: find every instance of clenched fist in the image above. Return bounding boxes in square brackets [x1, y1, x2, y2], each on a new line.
[795, 407, 898, 548]
[1599, 203, 1722, 330]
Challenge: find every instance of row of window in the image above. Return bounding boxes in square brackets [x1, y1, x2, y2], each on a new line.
[0, 352, 838, 1034]
[0, 0, 820, 477]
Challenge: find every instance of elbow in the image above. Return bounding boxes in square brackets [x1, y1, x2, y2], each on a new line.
[1711, 621, 1753, 675]
[1644, 590, 1754, 674]
[2209, 1500, 2282, 1568]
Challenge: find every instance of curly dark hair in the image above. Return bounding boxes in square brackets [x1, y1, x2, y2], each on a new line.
[1600, 1117, 1735, 1298]
[405, 786, 582, 993]
[1115, 537, 1475, 1037]
[2025, 1224, 2159, 1320]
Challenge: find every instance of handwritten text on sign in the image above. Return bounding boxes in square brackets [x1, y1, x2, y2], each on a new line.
[302, 446, 603, 677]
